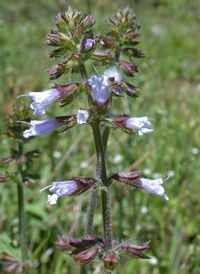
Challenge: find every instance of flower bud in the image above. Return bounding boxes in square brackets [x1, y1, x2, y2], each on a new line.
[0, 253, 20, 273]
[1, 156, 13, 164]
[17, 155, 26, 165]
[119, 60, 138, 76]
[92, 51, 113, 62]
[115, 241, 150, 259]
[99, 36, 117, 49]
[69, 235, 103, 249]
[54, 82, 81, 107]
[0, 174, 9, 182]
[111, 171, 142, 185]
[103, 251, 118, 273]
[124, 82, 140, 98]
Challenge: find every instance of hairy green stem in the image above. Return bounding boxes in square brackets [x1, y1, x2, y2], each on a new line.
[17, 141, 28, 264]
[84, 187, 98, 236]
[91, 122, 107, 184]
[79, 62, 88, 81]
[79, 62, 98, 238]
[92, 122, 112, 251]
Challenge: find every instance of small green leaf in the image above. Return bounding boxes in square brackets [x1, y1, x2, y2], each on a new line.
[6, 172, 21, 184]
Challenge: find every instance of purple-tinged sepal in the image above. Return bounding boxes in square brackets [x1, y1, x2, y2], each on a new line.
[0, 174, 10, 182]
[1, 156, 14, 164]
[91, 51, 113, 62]
[21, 119, 62, 139]
[47, 53, 81, 80]
[54, 82, 81, 107]
[111, 171, 142, 185]
[124, 82, 140, 98]
[69, 235, 103, 249]
[110, 116, 132, 133]
[99, 35, 118, 50]
[55, 115, 76, 133]
[122, 47, 147, 58]
[17, 89, 60, 116]
[70, 247, 99, 265]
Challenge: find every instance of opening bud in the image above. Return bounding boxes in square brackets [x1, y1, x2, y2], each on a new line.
[70, 247, 99, 265]
[54, 235, 70, 251]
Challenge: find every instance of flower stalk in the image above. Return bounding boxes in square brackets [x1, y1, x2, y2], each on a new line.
[17, 140, 28, 264]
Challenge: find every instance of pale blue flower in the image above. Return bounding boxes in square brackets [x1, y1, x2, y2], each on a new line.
[40, 180, 79, 205]
[77, 109, 89, 124]
[137, 178, 168, 200]
[85, 39, 94, 49]
[125, 117, 153, 135]
[18, 89, 60, 116]
[22, 119, 61, 138]
[88, 75, 110, 108]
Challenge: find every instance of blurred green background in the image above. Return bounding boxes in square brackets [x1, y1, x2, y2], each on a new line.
[0, 0, 200, 273]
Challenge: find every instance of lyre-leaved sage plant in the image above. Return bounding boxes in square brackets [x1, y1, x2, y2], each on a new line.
[17, 6, 169, 273]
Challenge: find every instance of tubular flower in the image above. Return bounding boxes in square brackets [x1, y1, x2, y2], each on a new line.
[45, 180, 79, 205]
[88, 75, 110, 108]
[18, 89, 60, 116]
[135, 178, 169, 200]
[77, 109, 89, 124]
[125, 116, 153, 135]
[40, 177, 97, 205]
[22, 119, 61, 139]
